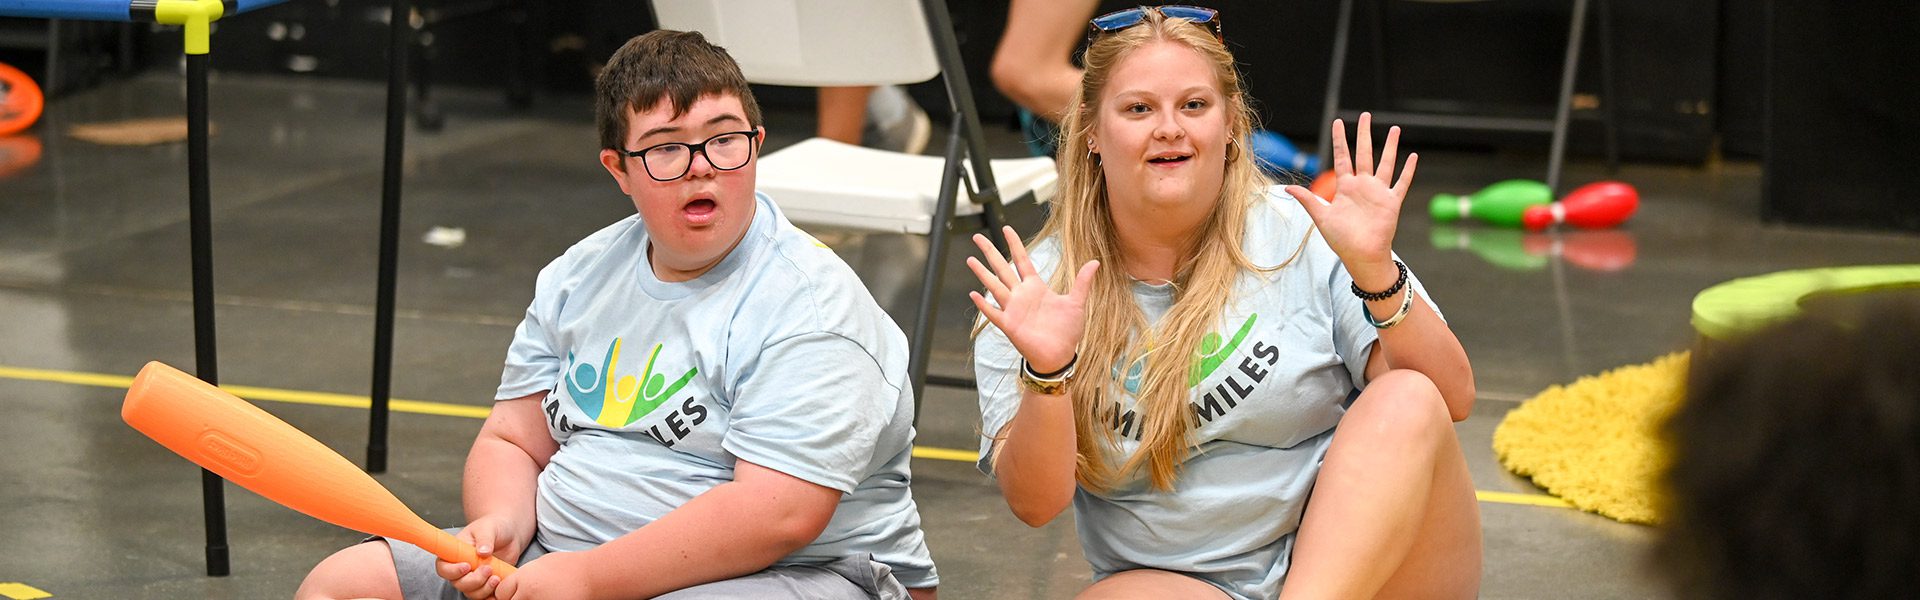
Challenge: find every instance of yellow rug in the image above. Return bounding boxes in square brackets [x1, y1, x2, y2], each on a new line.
[1492, 352, 1689, 524]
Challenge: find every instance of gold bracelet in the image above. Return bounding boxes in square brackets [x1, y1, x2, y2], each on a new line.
[1020, 355, 1077, 395]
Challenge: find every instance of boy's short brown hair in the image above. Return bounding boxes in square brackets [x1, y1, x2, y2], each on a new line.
[1658, 293, 1920, 599]
[595, 30, 763, 154]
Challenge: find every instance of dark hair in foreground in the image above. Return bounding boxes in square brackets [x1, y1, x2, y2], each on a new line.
[1657, 292, 1920, 600]
[594, 29, 762, 153]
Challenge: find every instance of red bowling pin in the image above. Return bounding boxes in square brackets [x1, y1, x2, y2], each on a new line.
[1522, 181, 1639, 231]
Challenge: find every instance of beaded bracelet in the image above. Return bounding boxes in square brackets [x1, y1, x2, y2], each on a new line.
[1350, 260, 1408, 301]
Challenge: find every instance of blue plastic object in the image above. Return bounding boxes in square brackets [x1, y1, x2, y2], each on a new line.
[0, 0, 290, 21]
[1250, 128, 1321, 178]
[0, 0, 135, 20]
[234, 0, 288, 13]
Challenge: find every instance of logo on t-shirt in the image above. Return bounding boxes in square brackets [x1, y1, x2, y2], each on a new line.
[563, 338, 698, 428]
[1099, 314, 1276, 440]
[1117, 314, 1259, 395]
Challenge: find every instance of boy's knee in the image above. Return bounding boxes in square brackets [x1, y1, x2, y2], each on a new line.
[296, 540, 402, 600]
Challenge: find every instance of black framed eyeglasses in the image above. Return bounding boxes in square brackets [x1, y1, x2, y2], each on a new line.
[1089, 5, 1222, 42]
[618, 129, 759, 182]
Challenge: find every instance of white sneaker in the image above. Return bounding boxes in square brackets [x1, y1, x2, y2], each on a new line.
[862, 85, 932, 155]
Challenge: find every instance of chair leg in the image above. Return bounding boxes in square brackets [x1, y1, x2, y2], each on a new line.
[1318, 0, 1356, 165]
[980, 191, 1009, 247]
[1547, 0, 1590, 194]
[1597, 0, 1620, 174]
[906, 121, 972, 421]
[908, 215, 952, 425]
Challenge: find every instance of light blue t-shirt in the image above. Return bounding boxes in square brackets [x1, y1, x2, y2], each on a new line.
[974, 187, 1439, 600]
[497, 192, 937, 588]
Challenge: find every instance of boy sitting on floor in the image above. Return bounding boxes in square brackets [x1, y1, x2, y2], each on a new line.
[296, 29, 939, 600]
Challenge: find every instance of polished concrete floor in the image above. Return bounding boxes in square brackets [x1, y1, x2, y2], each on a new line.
[3, 71, 1918, 599]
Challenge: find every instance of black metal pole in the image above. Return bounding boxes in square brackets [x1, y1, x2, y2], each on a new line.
[369, 0, 410, 474]
[920, 0, 1006, 247]
[1597, 0, 1619, 174]
[1759, 0, 1776, 222]
[1547, 0, 1590, 194]
[187, 50, 229, 578]
[1319, 0, 1355, 166]
[909, 115, 970, 414]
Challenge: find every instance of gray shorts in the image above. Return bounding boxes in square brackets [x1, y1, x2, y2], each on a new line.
[378, 529, 909, 600]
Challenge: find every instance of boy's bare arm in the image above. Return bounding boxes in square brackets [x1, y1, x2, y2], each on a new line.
[504, 459, 841, 599]
[461, 392, 558, 561]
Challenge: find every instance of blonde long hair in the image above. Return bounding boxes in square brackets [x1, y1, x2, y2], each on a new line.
[1036, 9, 1289, 492]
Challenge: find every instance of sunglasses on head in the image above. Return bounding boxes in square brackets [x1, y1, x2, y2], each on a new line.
[1089, 5, 1222, 41]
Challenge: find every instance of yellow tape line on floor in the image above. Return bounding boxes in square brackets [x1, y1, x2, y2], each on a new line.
[0, 582, 54, 600]
[1, 363, 1570, 509]
[0, 363, 490, 418]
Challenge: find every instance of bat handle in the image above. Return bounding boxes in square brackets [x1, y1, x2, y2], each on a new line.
[427, 530, 519, 578]
[480, 555, 519, 578]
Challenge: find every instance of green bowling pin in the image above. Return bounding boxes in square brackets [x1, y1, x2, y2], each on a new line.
[1429, 179, 1553, 227]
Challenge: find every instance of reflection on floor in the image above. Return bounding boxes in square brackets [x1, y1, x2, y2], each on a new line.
[4, 73, 1918, 599]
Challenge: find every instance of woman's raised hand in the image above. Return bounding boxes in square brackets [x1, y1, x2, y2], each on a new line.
[966, 226, 1100, 374]
[1283, 112, 1417, 276]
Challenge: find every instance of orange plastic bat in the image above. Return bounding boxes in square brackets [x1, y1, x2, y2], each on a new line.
[121, 361, 515, 577]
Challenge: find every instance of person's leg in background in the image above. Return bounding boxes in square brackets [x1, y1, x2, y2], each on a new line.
[817, 86, 875, 146]
[817, 86, 931, 155]
[990, 0, 1098, 157]
[990, 0, 1098, 123]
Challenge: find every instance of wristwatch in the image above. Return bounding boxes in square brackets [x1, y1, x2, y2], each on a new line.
[1020, 355, 1078, 395]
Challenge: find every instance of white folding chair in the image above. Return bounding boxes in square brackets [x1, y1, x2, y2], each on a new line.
[650, 0, 1057, 407]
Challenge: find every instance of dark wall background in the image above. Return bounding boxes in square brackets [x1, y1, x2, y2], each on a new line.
[1760, 0, 1920, 231]
[21, 0, 1884, 183]
[129, 0, 648, 101]
[1222, 0, 1718, 163]
[18, 1, 1911, 229]
[0, 18, 138, 96]
[896, 0, 1721, 164]
[111, 0, 1728, 166]
[1716, 0, 1765, 158]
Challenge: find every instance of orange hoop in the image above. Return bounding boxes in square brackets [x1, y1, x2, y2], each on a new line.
[1, 62, 46, 137]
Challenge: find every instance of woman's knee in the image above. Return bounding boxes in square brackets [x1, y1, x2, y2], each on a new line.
[1348, 370, 1451, 441]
